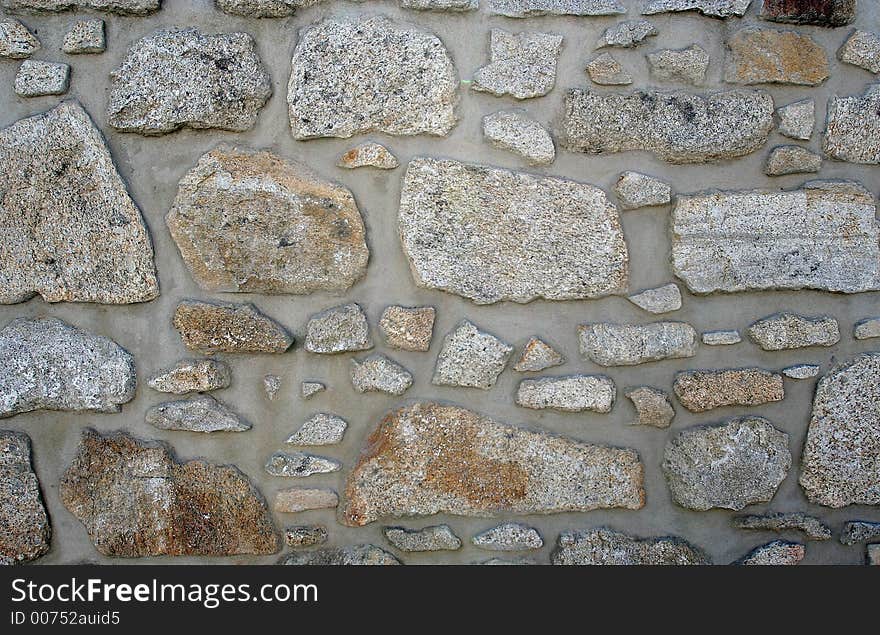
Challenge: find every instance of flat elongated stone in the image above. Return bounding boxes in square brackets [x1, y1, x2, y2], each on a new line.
[560, 89, 774, 164]
[760, 0, 856, 26]
[146, 395, 250, 433]
[173, 300, 293, 354]
[800, 353, 880, 507]
[513, 337, 565, 372]
[285, 525, 327, 548]
[337, 143, 399, 170]
[783, 364, 820, 379]
[342, 402, 645, 526]
[0, 432, 51, 565]
[777, 99, 815, 140]
[625, 386, 675, 427]
[648, 45, 709, 86]
[515, 375, 616, 413]
[702, 330, 741, 345]
[735, 540, 804, 565]
[433, 321, 513, 389]
[400, 157, 629, 304]
[724, 28, 829, 86]
[167, 146, 369, 295]
[488, 0, 625, 17]
[148, 359, 231, 394]
[627, 283, 681, 313]
[280, 545, 400, 565]
[663, 417, 791, 510]
[854, 317, 880, 340]
[748, 313, 839, 350]
[733, 512, 831, 540]
[274, 488, 338, 513]
[586, 53, 633, 85]
[578, 322, 697, 366]
[641, 0, 751, 17]
[671, 181, 880, 294]
[0, 317, 135, 418]
[305, 303, 372, 354]
[615, 172, 672, 209]
[674, 368, 784, 412]
[379, 306, 435, 352]
[840, 521, 880, 545]
[265, 452, 341, 478]
[482, 110, 556, 165]
[765, 145, 822, 175]
[0, 18, 39, 58]
[1, 103, 158, 304]
[62, 19, 105, 54]
[598, 20, 657, 48]
[60, 429, 278, 556]
[288, 16, 458, 139]
[473, 29, 563, 100]
[383, 525, 462, 551]
[1, 0, 160, 13]
[552, 528, 709, 565]
[823, 84, 880, 164]
[473, 522, 543, 551]
[839, 30, 880, 74]
[215, 0, 298, 16]
[401, 0, 478, 9]
[351, 355, 413, 395]
[286, 413, 348, 446]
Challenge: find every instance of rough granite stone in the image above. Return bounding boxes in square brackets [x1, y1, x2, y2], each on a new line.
[782, 364, 820, 379]
[776, 98, 815, 140]
[472, 29, 563, 100]
[702, 330, 741, 345]
[288, 16, 458, 139]
[734, 540, 805, 565]
[724, 27, 829, 86]
[482, 110, 556, 165]
[167, 146, 369, 295]
[301, 382, 326, 399]
[598, 20, 657, 49]
[265, 451, 341, 478]
[840, 521, 880, 545]
[280, 545, 400, 565]
[671, 181, 880, 294]
[146, 395, 251, 433]
[560, 88, 774, 164]
[765, 145, 822, 175]
[513, 338, 565, 372]
[800, 353, 880, 507]
[473, 522, 543, 551]
[107, 28, 270, 135]
[625, 386, 675, 427]
[748, 313, 839, 350]
[839, 30, 880, 74]
[1, 0, 160, 13]
[215, 0, 298, 16]
[854, 317, 880, 340]
[337, 143, 399, 170]
[286, 413, 348, 446]
[60, 429, 278, 556]
[733, 512, 831, 540]
[648, 45, 709, 85]
[379, 306, 435, 352]
[0, 102, 158, 304]
[586, 53, 633, 85]
[578, 322, 697, 366]
[488, 0, 625, 17]
[673, 368, 785, 412]
[399, 157, 629, 304]
[351, 355, 413, 396]
[760, 0, 856, 26]
[0, 431, 51, 565]
[173, 300, 293, 354]
[627, 284, 682, 314]
[433, 320, 513, 389]
[641, 0, 751, 18]
[0, 18, 39, 58]
[305, 303, 372, 354]
[285, 525, 327, 548]
[552, 527, 709, 565]
[62, 19, 104, 54]
[823, 84, 880, 164]
[663, 417, 791, 511]
[401, 0, 478, 10]
[383, 525, 462, 551]
[274, 488, 338, 513]
[0, 317, 135, 418]
[341, 402, 645, 526]
[14, 60, 69, 97]
[615, 172, 672, 209]
[515, 375, 616, 413]
[263, 375, 281, 401]
[147, 359, 231, 395]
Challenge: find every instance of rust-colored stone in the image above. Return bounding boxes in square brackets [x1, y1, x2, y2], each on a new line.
[725, 27, 829, 86]
[760, 0, 856, 27]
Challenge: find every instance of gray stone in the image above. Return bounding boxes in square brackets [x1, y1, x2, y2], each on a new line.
[62, 19, 104, 54]
[776, 99, 815, 140]
[648, 44, 709, 85]
[560, 88, 774, 164]
[265, 451, 341, 478]
[472, 522, 543, 551]
[782, 364, 820, 379]
[433, 320, 513, 389]
[597, 20, 657, 48]
[823, 83, 880, 164]
[0, 19, 39, 58]
[399, 157, 629, 304]
[552, 528, 709, 565]
[263, 375, 281, 401]
[2, 0, 160, 13]
[515, 375, 616, 413]
[614, 172, 672, 210]
[674, 368, 784, 412]
[286, 413, 348, 446]
[748, 313, 839, 351]
[288, 16, 458, 139]
[351, 355, 413, 396]
[724, 27, 829, 86]
[642, 0, 750, 17]
[0, 317, 135, 418]
[840, 521, 880, 545]
[482, 110, 556, 165]
[173, 300, 293, 354]
[401, 0, 478, 9]
[671, 181, 880, 294]
[0, 431, 51, 565]
[472, 29, 563, 100]
[663, 417, 791, 511]
[627, 284, 681, 314]
[274, 488, 338, 513]
[625, 386, 675, 427]
[513, 337, 565, 372]
[383, 525, 462, 551]
[578, 322, 697, 366]
[301, 382, 325, 399]
[765, 145, 822, 175]
[733, 512, 831, 541]
[214, 0, 298, 16]
[488, 0, 625, 17]
[337, 143, 399, 170]
[285, 525, 327, 548]
[867, 544, 880, 565]
[146, 395, 251, 433]
[734, 540, 805, 565]
[854, 317, 880, 340]
[341, 402, 645, 526]
[379, 306, 435, 352]
[702, 330, 741, 345]
[147, 359, 231, 395]
[839, 30, 880, 74]
[760, 0, 856, 27]
[305, 304, 373, 354]
[280, 545, 401, 565]
[0, 102, 158, 304]
[14, 59, 69, 96]
[586, 53, 633, 85]
[167, 146, 369, 295]
[478, 557, 536, 565]
[800, 353, 880, 507]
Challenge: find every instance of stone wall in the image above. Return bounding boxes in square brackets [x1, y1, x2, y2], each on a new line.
[1, 0, 879, 565]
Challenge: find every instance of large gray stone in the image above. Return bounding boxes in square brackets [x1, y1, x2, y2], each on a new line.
[747, 313, 839, 351]
[0, 431, 51, 565]
[488, 0, 624, 17]
[432, 321, 513, 390]
[515, 375, 616, 413]
[0, 18, 39, 58]
[823, 84, 880, 164]
[280, 545, 401, 565]
[472, 29, 563, 100]
[641, 0, 750, 17]
[2, 0, 160, 13]
[145, 395, 251, 433]
[552, 527, 709, 565]
[173, 300, 293, 354]
[673, 368, 784, 412]
[305, 303, 372, 354]
[578, 322, 697, 366]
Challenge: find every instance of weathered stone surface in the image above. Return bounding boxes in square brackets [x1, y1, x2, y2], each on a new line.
[760, 0, 856, 26]
[1, 0, 160, 13]
[578, 322, 697, 366]
[586, 53, 633, 85]
[0, 18, 39, 58]
[560, 89, 774, 164]
[765, 145, 822, 175]
[839, 30, 880, 74]
[783, 364, 820, 379]
[598, 20, 657, 49]
[0, 317, 135, 418]
[173, 300, 293, 354]
[288, 16, 458, 139]
[301, 381, 326, 399]
[215, 0, 297, 16]
[167, 146, 369, 295]
[854, 317, 880, 340]
[0, 432, 50, 565]
[627, 284, 681, 314]
[748, 313, 839, 350]
[400, 157, 629, 304]
[287, 413, 347, 446]
[383, 525, 462, 551]
[867, 544, 880, 565]
[472, 29, 563, 100]
[734, 540, 805, 565]
[147, 359, 231, 395]
[285, 525, 327, 548]
[615, 172, 672, 210]
[488, 0, 625, 17]
[671, 181, 880, 294]
[800, 353, 880, 507]
[840, 521, 880, 545]
[351, 355, 413, 396]
[513, 337, 565, 372]
[552, 528, 709, 565]
[478, 556, 535, 565]
[108, 28, 270, 135]
[702, 330, 741, 345]
[265, 451, 341, 478]
[482, 110, 556, 165]
[62, 19, 104, 54]
[433, 321, 513, 389]
[823, 84, 880, 164]
[0, 102, 158, 304]
[473, 522, 543, 551]
[516, 375, 616, 413]
[625, 386, 675, 427]
[305, 303, 372, 354]
[263, 374, 281, 401]
[401, 0, 478, 10]
[674, 368, 784, 412]
[379, 306, 435, 352]
[733, 512, 831, 540]
[648, 45, 709, 85]
[336, 143, 399, 170]
[60, 429, 278, 556]
[777, 98, 815, 140]
[274, 488, 338, 513]
[280, 545, 401, 565]
[146, 395, 251, 433]
[724, 28, 829, 86]
[641, 0, 750, 17]
[14, 59, 69, 96]
[342, 402, 645, 526]
[663, 417, 791, 511]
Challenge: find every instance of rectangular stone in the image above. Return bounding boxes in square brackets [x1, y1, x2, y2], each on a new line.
[578, 322, 697, 366]
[515, 375, 615, 412]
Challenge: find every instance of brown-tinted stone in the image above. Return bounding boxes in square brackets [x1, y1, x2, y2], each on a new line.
[760, 0, 856, 27]
[379, 306, 435, 352]
[274, 488, 338, 513]
[734, 540, 805, 565]
[724, 28, 830, 86]
[673, 368, 785, 412]
[0, 431, 51, 565]
[173, 300, 293, 354]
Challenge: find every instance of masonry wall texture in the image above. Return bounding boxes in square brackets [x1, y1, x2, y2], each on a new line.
[1, 0, 879, 566]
